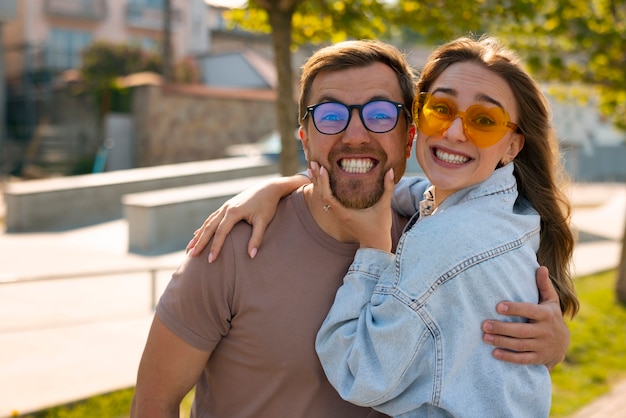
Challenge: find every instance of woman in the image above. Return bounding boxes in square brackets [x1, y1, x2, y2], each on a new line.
[311, 36, 578, 417]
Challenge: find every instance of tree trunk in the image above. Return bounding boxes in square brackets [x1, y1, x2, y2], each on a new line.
[616, 209, 626, 304]
[162, 0, 173, 82]
[264, 1, 299, 176]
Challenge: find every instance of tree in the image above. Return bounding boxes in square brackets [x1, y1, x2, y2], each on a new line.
[496, 0, 626, 130]
[80, 41, 199, 113]
[619, 219, 626, 304]
[162, 0, 174, 82]
[254, 1, 297, 177]
[79, 42, 162, 163]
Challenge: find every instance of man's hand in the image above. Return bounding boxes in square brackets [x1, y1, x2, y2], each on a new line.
[482, 266, 569, 370]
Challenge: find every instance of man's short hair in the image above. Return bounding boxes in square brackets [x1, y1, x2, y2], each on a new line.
[299, 40, 416, 125]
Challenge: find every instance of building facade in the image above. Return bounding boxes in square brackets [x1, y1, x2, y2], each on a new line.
[4, 0, 206, 80]
[1, 0, 209, 175]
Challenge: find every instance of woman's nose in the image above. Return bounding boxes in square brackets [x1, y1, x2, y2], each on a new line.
[443, 116, 468, 143]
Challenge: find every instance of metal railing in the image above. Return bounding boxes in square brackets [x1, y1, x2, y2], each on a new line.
[0, 264, 179, 310]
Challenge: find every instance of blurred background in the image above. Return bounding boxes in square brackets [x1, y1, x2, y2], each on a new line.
[0, 1, 625, 417]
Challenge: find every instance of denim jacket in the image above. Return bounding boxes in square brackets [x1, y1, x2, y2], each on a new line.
[315, 164, 550, 417]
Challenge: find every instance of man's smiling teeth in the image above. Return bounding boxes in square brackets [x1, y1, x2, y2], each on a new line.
[341, 158, 374, 173]
[435, 149, 469, 164]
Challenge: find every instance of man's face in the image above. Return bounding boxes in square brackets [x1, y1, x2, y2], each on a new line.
[300, 62, 415, 209]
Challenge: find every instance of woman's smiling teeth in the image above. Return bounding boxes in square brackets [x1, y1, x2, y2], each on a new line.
[435, 149, 470, 164]
[340, 158, 375, 173]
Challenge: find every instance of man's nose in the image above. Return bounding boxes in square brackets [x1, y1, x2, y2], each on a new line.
[342, 109, 371, 145]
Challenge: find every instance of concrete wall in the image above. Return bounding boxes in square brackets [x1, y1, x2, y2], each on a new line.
[123, 174, 279, 254]
[563, 144, 626, 182]
[131, 83, 278, 167]
[4, 156, 277, 231]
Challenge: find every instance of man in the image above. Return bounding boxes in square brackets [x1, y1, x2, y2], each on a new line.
[131, 40, 568, 418]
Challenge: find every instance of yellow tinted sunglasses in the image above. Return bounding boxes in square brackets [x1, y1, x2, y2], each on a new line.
[413, 93, 519, 148]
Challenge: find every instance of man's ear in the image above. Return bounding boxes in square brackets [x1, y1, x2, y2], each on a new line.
[405, 123, 416, 159]
[299, 126, 309, 160]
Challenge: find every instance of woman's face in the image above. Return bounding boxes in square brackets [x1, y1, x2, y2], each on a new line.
[415, 61, 524, 204]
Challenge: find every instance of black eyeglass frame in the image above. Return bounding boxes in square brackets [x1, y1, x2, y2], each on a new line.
[302, 100, 412, 135]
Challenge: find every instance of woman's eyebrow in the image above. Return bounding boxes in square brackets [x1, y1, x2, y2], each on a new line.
[431, 87, 505, 108]
[475, 93, 505, 108]
[431, 87, 456, 97]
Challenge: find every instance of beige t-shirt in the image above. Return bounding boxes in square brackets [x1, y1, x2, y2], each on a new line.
[157, 186, 407, 417]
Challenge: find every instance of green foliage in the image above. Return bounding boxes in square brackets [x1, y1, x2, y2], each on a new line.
[497, 0, 626, 130]
[226, 0, 392, 45]
[19, 388, 135, 418]
[17, 387, 194, 418]
[79, 41, 199, 90]
[80, 41, 161, 90]
[550, 269, 626, 416]
[77, 41, 199, 122]
[77, 42, 160, 120]
[173, 57, 201, 84]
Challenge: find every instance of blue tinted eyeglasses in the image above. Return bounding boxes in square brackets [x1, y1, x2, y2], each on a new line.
[303, 100, 411, 135]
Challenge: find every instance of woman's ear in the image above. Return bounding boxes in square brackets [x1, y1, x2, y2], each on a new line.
[504, 132, 524, 163]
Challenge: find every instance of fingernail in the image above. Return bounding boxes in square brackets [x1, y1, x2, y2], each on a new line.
[186, 238, 195, 250]
[497, 303, 508, 313]
[188, 247, 196, 257]
[484, 333, 494, 342]
[249, 247, 257, 259]
[208, 252, 214, 263]
[483, 321, 493, 332]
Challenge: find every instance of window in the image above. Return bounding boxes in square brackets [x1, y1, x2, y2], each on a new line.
[46, 28, 92, 70]
[127, 0, 164, 11]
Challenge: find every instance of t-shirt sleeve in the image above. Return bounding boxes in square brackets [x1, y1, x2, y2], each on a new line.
[156, 235, 236, 352]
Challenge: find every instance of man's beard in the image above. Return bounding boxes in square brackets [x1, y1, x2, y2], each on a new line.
[308, 144, 404, 209]
[328, 166, 386, 209]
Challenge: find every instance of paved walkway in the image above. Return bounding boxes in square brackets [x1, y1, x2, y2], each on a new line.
[0, 182, 624, 417]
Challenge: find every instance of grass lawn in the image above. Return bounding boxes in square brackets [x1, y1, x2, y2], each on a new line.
[549, 269, 626, 417]
[18, 270, 626, 418]
[16, 389, 194, 418]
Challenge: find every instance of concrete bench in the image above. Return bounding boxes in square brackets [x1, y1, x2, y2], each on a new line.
[4, 156, 277, 232]
[123, 174, 280, 255]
